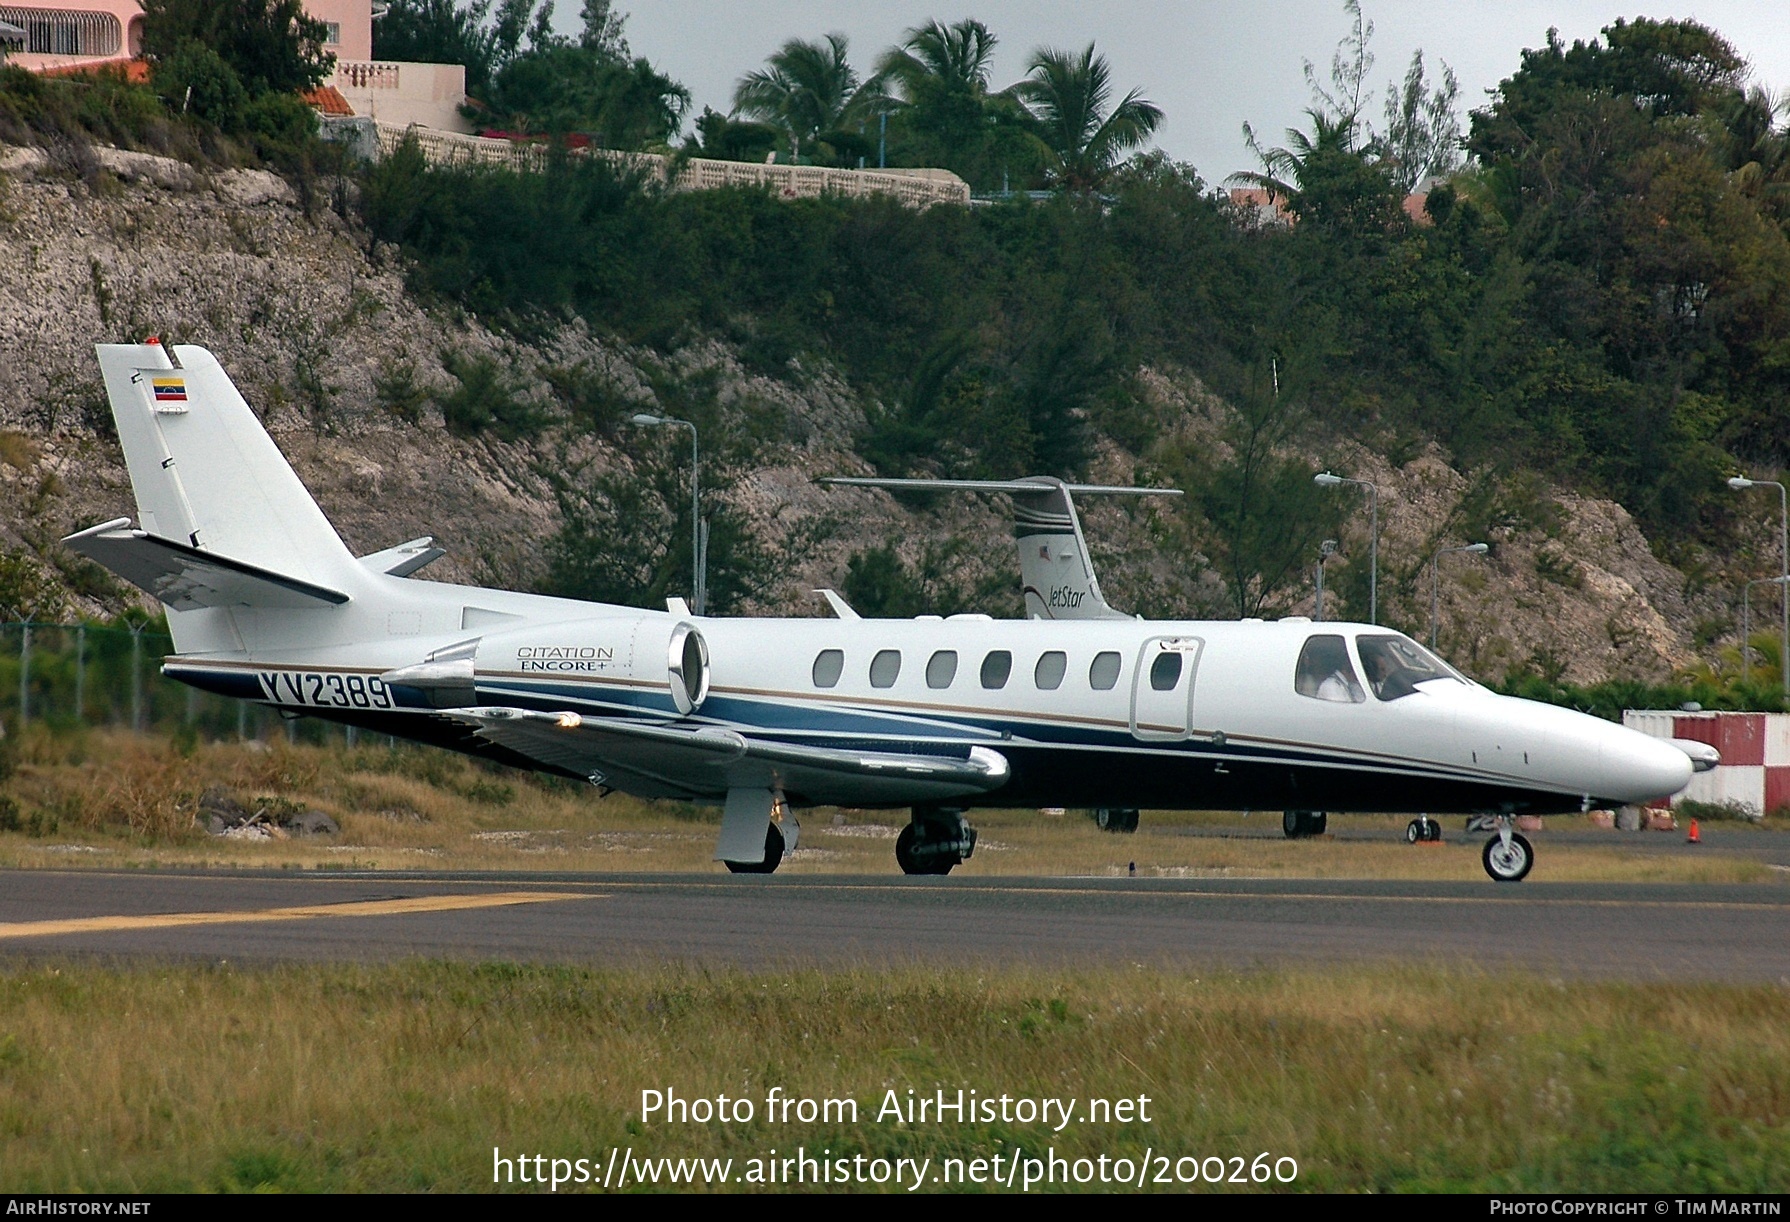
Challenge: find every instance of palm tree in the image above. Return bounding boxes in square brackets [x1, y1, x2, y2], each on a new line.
[1231, 107, 1363, 203]
[877, 18, 998, 103]
[1013, 43, 1163, 191]
[733, 33, 869, 163]
[874, 18, 1041, 187]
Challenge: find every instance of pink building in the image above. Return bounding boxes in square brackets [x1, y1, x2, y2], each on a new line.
[0, 0, 371, 73]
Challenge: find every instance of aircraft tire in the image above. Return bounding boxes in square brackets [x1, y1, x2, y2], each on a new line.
[1095, 808, 1140, 833]
[1282, 810, 1304, 839]
[896, 823, 957, 876]
[1311, 812, 1327, 835]
[1406, 819, 1424, 844]
[1482, 832, 1533, 883]
[1425, 820, 1443, 842]
[724, 824, 785, 875]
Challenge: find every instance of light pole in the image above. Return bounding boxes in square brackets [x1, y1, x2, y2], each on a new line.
[128, 619, 147, 732]
[1429, 543, 1489, 650]
[1728, 476, 1789, 700]
[1314, 539, 1338, 621]
[1741, 576, 1789, 685]
[1315, 472, 1379, 624]
[631, 413, 705, 615]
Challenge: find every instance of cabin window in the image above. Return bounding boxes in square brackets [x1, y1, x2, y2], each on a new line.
[869, 649, 902, 688]
[980, 650, 1012, 689]
[926, 650, 958, 689]
[1149, 651, 1183, 691]
[1034, 651, 1067, 690]
[1089, 651, 1121, 690]
[1295, 634, 1365, 703]
[811, 649, 844, 688]
[1356, 634, 1459, 701]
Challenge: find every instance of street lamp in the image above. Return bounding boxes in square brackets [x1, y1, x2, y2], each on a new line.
[1740, 575, 1790, 685]
[1728, 475, 1788, 699]
[1315, 472, 1379, 624]
[1429, 543, 1489, 650]
[1314, 539, 1338, 621]
[630, 413, 705, 615]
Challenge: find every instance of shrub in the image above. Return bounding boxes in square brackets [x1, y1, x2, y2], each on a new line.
[152, 42, 248, 130]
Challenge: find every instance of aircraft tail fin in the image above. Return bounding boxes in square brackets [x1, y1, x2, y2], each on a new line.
[821, 476, 1181, 620]
[91, 343, 360, 586]
[75, 343, 363, 651]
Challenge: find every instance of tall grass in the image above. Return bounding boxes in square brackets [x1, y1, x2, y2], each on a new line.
[0, 729, 1776, 882]
[0, 962, 1785, 1191]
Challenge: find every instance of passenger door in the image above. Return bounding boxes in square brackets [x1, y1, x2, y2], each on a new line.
[1130, 636, 1203, 741]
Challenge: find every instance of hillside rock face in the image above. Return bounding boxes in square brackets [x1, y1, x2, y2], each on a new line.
[0, 146, 1714, 684]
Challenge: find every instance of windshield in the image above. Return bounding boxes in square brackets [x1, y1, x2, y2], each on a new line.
[1355, 635, 1462, 701]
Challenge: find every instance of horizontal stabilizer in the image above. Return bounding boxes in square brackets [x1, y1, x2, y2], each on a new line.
[62, 519, 350, 611]
[447, 707, 1010, 805]
[359, 537, 446, 578]
[822, 477, 1182, 498]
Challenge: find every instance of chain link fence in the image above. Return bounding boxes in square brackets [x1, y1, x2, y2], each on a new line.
[0, 621, 367, 747]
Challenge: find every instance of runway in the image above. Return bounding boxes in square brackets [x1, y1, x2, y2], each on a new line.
[5, 869, 1790, 980]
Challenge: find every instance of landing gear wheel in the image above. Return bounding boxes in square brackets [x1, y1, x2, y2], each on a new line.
[896, 812, 976, 875]
[1482, 831, 1533, 882]
[1407, 816, 1441, 843]
[896, 824, 952, 875]
[724, 824, 785, 874]
[1095, 808, 1140, 833]
[1284, 811, 1327, 838]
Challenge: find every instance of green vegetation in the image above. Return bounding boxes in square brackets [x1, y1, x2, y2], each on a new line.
[356, 7, 1790, 678]
[2, 961, 1788, 1191]
[9, 1, 1790, 701]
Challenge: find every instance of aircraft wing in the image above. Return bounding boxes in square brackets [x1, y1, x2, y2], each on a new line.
[444, 707, 1011, 806]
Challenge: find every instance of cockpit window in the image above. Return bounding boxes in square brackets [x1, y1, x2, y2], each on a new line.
[1295, 634, 1366, 704]
[1355, 634, 1461, 701]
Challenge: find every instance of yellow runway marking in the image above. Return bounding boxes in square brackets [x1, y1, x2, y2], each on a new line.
[0, 891, 591, 940]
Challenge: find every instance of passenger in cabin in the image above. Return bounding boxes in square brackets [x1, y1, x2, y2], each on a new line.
[1295, 634, 1365, 703]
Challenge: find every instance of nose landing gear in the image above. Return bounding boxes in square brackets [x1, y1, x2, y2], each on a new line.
[1480, 815, 1533, 882]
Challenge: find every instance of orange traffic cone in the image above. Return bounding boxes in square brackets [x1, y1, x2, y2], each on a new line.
[1687, 818, 1701, 845]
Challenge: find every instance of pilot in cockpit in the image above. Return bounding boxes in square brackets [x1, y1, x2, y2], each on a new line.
[1295, 634, 1365, 704]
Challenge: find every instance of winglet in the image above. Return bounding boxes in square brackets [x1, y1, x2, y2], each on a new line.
[821, 476, 1180, 620]
[813, 588, 860, 619]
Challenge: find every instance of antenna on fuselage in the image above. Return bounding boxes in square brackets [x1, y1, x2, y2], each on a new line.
[820, 476, 1183, 620]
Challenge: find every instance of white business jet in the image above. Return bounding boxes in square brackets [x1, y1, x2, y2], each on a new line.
[64, 343, 1707, 881]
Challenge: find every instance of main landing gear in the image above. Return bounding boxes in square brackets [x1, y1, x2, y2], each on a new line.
[1480, 815, 1533, 883]
[897, 807, 977, 875]
[1094, 808, 1140, 833]
[1405, 816, 1442, 843]
[724, 822, 787, 874]
[1283, 810, 1327, 838]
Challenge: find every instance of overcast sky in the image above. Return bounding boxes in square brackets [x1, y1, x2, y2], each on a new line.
[595, 1, 1790, 183]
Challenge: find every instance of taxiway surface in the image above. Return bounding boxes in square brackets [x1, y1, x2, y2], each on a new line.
[3, 869, 1789, 980]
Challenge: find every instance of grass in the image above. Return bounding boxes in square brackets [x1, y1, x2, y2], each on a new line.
[0, 961, 1786, 1192]
[0, 728, 1777, 883]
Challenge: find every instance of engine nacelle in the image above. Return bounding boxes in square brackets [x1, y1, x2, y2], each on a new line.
[393, 616, 712, 715]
